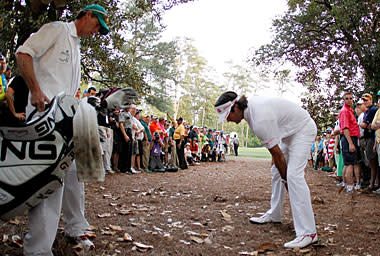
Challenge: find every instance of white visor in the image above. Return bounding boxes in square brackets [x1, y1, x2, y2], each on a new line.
[215, 98, 237, 124]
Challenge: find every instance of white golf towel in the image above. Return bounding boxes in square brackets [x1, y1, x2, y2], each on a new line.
[73, 100, 104, 182]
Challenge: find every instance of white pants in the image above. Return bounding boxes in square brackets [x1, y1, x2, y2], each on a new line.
[265, 119, 317, 237]
[103, 129, 113, 171]
[24, 161, 89, 256]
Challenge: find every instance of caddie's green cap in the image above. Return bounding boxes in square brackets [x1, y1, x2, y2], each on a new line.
[84, 4, 109, 35]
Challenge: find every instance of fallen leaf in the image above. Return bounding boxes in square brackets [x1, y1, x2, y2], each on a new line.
[300, 248, 311, 253]
[123, 233, 133, 241]
[85, 232, 96, 239]
[185, 230, 201, 237]
[119, 209, 134, 215]
[214, 195, 227, 202]
[101, 230, 116, 236]
[179, 239, 191, 245]
[133, 241, 154, 252]
[190, 236, 204, 244]
[222, 225, 235, 232]
[220, 210, 232, 222]
[239, 251, 258, 256]
[103, 194, 112, 198]
[312, 196, 324, 204]
[200, 233, 209, 238]
[256, 242, 276, 252]
[87, 225, 97, 231]
[98, 213, 111, 218]
[11, 235, 23, 248]
[9, 218, 20, 225]
[110, 202, 117, 206]
[109, 225, 123, 231]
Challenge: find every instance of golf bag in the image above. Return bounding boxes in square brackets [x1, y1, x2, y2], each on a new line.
[0, 88, 138, 220]
[0, 94, 83, 220]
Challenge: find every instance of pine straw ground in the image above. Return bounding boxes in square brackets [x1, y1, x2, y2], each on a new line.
[1, 157, 380, 256]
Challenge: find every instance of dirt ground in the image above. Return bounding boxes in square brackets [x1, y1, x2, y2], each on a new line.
[1, 156, 380, 256]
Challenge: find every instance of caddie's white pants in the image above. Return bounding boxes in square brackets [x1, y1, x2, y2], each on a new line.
[265, 119, 317, 236]
[24, 161, 89, 256]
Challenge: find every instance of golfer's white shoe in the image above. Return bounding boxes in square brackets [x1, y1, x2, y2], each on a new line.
[249, 213, 281, 224]
[284, 233, 318, 248]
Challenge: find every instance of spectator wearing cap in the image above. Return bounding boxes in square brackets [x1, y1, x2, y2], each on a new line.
[174, 117, 188, 169]
[187, 126, 198, 144]
[149, 115, 161, 137]
[109, 109, 122, 172]
[141, 114, 152, 171]
[191, 137, 200, 163]
[166, 112, 179, 167]
[355, 98, 369, 186]
[184, 142, 194, 166]
[157, 117, 168, 164]
[360, 93, 379, 190]
[119, 105, 134, 174]
[371, 91, 380, 194]
[130, 105, 144, 173]
[332, 110, 345, 185]
[339, 91, 360, 193]
[233, 134, 240, 156]
[149, 131, 166, 172]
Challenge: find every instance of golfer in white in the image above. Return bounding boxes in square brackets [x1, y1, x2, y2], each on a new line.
[215, 91, 318, 248]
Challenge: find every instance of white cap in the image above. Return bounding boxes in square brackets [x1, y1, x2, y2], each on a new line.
[215, 98, 237, 124]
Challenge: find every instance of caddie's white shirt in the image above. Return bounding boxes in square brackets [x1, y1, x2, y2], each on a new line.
[244, 96, 312, 149]
[16, 21, 81, 106]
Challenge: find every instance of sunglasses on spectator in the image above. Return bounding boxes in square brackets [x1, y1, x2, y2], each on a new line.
[344, 97, 353, 100]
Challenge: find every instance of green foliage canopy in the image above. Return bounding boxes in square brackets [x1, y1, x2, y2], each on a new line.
[0, 0, 193, 93]
[251, 0, 380, 130]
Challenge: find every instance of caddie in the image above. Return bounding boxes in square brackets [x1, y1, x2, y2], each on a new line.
[16, 4, 109, 255]
[215, 91, 318, 248]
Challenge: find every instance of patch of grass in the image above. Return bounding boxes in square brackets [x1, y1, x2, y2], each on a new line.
[227, 147, 271, 159]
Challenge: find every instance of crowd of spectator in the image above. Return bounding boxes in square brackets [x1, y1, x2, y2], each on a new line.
[91, 93, 240, 175]
[0, 51, 241, 176]
[310, 91, 380, 194]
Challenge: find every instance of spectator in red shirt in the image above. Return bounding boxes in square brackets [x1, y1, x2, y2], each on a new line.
[339, 92, 360, 193]
[149, 115, 161, 137]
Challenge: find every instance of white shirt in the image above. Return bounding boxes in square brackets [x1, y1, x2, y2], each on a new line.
[357, 112, 364, 138]
[244, 96, 312, 149]
[16, 21, 81, 114]
[132, 116, 144, 140]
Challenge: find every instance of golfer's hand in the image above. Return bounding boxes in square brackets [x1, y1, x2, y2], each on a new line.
[31, 89, 50, 112]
